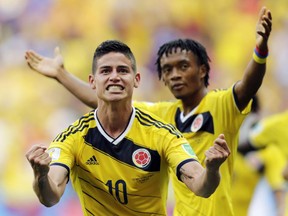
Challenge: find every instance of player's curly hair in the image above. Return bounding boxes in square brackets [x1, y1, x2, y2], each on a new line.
[155, 39, 211, 87]
[92, 40, 137, 74]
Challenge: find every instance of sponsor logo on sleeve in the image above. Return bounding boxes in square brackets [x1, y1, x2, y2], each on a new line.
[182, 143, 195, 156]
[47, 148, 61, 160]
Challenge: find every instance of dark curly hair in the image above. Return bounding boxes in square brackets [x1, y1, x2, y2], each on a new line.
[155, 39, 211, 87]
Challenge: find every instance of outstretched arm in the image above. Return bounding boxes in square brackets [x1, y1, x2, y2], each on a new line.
[25, 48, 98, 108]
[234, 6, 272, 111]
[25, 145, 68, 207]
[181, 134, 230, 197]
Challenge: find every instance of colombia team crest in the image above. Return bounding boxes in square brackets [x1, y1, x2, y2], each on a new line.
[191, 114, 204, 132]
[132, 148, 151, 168]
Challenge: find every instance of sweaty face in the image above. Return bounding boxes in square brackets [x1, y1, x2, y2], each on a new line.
[160, 48, 206, 100]
[90, 52, 140, 103]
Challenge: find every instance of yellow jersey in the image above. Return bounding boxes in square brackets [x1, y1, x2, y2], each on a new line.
[250, 110, 288, 157]
[232, 145, 286, 216]
[48, 107, 198, 216]
[134, 85, 251, 216]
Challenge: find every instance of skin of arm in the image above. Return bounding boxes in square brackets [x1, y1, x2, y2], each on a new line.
[26, 145, 68, 207]
[234, 7, 272, 111]
[180, 134, 230, 198]
[25, 47, 98, 108]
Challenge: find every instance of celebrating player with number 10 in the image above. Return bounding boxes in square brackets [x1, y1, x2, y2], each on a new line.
[26, 40, 230, 215]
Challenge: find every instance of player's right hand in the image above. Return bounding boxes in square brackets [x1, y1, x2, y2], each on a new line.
[25, 47, 64, 79]
[26, 145, 52, 178]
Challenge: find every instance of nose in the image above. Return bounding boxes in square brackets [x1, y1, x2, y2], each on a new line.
[109, 70, 120, 81]
[170, 67, 181, 80]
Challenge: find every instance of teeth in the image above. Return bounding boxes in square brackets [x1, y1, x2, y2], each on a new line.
[108, 85, 122, 91]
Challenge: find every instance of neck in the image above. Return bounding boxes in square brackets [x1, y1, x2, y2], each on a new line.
[97, 101, 133, 138]
[181, 88, 207, 116]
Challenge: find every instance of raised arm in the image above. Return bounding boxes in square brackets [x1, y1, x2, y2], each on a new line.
[25, 145, 68, 207]
[180, 134, 230, 197]
[234, 6, 272, 111]
[25, 47, 98, 108]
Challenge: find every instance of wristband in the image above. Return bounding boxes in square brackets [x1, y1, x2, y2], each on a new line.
[255, 46, 269, 58]
[253, 49, 267, 64]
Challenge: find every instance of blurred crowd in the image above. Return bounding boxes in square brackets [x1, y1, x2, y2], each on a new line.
[0, 0, 288, 215]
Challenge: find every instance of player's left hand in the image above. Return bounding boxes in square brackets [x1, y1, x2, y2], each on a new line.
[255, 6, 272, 51]
[204, 134, 230, 170]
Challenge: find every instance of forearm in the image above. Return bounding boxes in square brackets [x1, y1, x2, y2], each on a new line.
[182, 166, 220, 198]
[194, 169, 220, 198]
[235, 59, 266, 111]
[56, 68, 98, 108]
[33, 175, 62, 207]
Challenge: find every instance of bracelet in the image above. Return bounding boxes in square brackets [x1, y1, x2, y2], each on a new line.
[255, 46, 269, 58]
[253, 49, 267, 64]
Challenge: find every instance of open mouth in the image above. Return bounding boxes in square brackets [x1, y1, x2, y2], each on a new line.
[106, 85, 124, 91]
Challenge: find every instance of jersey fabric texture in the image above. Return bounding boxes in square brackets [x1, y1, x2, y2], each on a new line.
[249, 110, 288, 157]
[134, 85, 251, 216]
[48, 107, 198, 216]
[232, 145, 286, 216]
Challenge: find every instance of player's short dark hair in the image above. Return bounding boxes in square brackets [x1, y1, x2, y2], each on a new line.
[92, 40, 137, 74]
[155, 38, 211, 87]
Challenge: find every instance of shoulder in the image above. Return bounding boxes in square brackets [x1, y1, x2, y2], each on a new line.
[134, 107, 183, 138]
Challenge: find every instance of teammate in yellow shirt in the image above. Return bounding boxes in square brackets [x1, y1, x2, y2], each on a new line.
[233, 97, 286, 216]
[25, 40, 230, 216]
[25, 7, 272, 216]
[248, 111, 288, 215]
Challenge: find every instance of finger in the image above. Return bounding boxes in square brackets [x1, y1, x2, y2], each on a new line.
[26, 146, 47, 161]
[261, 18, 272, 35]
[214, 146, 230, 158]
[27, 50, 43, 62]
[25, 52, 40, 65]
[257, 31, 268, 41]
[258, 7, 266, 22]
[266, 10, 272, 20]
[54, 46, 61, 56]
[214, 141, 231, 155]
[34, 151, 51, 164]
[26, 60, 39, 71]
[218, 133, 225, 139]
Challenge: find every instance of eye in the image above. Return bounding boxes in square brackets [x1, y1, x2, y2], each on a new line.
[162, 66, 172, 74]
[101, 69, 110, 74]
[180, 63, 189, 71]
[119, 68, 129, 73]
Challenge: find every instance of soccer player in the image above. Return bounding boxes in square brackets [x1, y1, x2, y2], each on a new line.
[26, 40, 230, 216]
[239, 110, 288, 216]
[25, 6, 272, 216]
[233, 97, 286, 216]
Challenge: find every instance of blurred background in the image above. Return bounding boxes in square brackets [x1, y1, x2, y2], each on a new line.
[0, 0, 288, 215]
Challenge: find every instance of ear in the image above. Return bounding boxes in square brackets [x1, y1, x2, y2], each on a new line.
[89, 74, 96, 89]
[134, 72, 141, 88]
[199, 65, 207, 79]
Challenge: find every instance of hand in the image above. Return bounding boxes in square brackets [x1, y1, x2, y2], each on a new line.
[25, 47, 64, 79]
[204, 134, 230, 170]
[26, 145, 52, 178]
[255, 6, 272, 51]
